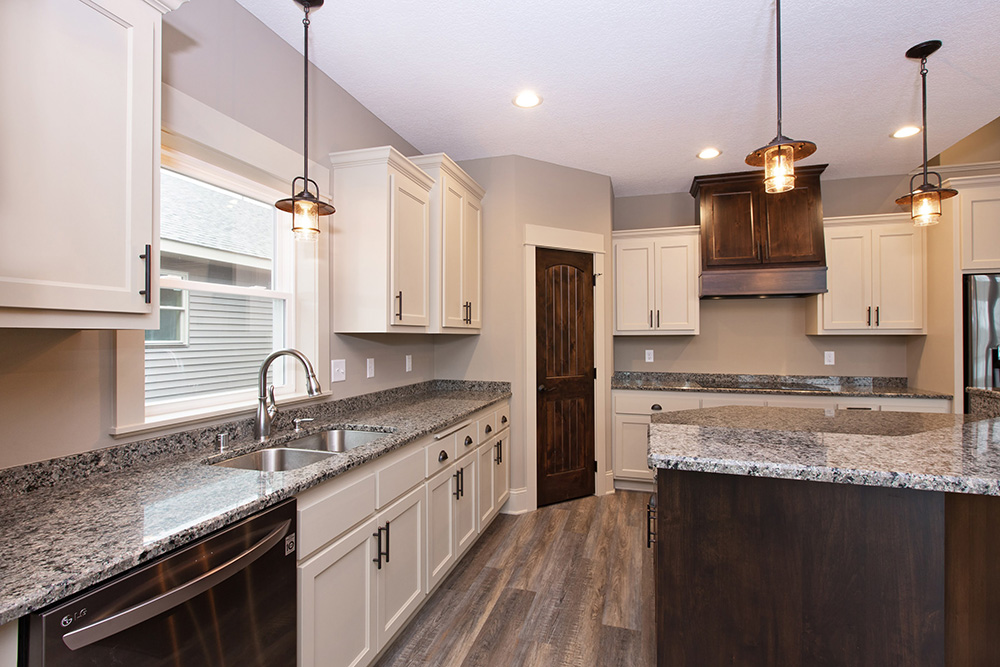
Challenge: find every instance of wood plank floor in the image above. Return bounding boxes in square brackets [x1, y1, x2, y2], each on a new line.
[375, 490, 655, 667]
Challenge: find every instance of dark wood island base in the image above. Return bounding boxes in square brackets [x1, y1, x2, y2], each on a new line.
[656, 470, 1000, 666]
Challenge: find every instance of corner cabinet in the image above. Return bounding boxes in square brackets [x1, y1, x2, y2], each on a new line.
[410, 154, 485, 333]
[806, 214, 926, 335]
[0, 0, 188, 328]
[613, 227, 700, 335]
[330, 147, 434, 332]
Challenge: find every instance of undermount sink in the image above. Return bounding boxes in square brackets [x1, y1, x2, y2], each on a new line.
[284, 429, 387, 453]
[213, 448, 336, 472]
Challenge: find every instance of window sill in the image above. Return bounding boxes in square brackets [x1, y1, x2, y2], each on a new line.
[110, 391, 333, 437]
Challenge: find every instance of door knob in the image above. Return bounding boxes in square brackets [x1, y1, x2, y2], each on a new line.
[537, 384, 547, 393]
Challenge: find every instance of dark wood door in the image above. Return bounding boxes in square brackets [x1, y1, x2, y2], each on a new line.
[536, 247, 595, 507]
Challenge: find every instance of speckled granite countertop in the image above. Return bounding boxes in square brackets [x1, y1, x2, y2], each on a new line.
[0, 380, 510, 626]
[613, 371, 952, 399]
[648, 405, 1000, 495]
[967, 387, 1000, 418]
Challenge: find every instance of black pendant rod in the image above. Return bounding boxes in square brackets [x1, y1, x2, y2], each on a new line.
[919, 55, 929, 187]
[302, 3, 311, 190]
[775, 0, 782, 139]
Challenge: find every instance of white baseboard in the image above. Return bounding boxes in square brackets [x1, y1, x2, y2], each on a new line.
[602, 470, 616, 495]
[500, 487, 533, 515]
[614, 478, 656, 493]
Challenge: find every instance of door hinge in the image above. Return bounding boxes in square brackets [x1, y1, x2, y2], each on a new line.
[592, 367, 597, 380]
[592, 460, 598, 473]
[592, 272, 602, 287]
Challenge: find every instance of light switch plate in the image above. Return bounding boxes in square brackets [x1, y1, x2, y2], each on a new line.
[824, 351, 835, 366]
[366, 358, 375, 378]
[645, 349, 654, 363]
[331, 359, 346, 383]
[405, 354, 412, 372]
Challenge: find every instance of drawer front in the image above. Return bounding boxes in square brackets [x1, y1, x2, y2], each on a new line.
[615, 392, 675, 415]
[496, 403, 510, 432]
[478, 412, 497, 441]
[426, 434, 458, 477]
[377, 445, 426, 508]
[455, 423, 478, 454]
[297, 472, 376, 560]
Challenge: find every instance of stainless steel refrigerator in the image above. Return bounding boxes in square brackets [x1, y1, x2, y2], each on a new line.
[965, 274, 1000, 410]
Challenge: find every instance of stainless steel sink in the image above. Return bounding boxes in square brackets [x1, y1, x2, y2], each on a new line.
[284, 429, 386, 453]
[213, 448, 336, 472]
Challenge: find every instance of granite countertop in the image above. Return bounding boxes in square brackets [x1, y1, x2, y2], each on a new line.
[0, 380, 511, 626]
[648, 405, 1000, 495]
[613, 371, 952, 400]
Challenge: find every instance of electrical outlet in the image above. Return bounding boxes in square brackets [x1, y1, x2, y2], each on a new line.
[366, 358, 375, 378]
[405, 354, 412, 372]
[824, 351, 835, 366]
[645, 349, 654, 363]
[331, 359, 346, 383]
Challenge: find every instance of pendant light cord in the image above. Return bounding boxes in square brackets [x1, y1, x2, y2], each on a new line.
[920, 56, 929, 186]
[302, 3, 311, 190]
[775, 0, 782, 139]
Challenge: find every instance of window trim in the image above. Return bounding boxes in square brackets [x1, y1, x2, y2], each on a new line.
[145, 274, 190, 347]
[112, 86, 331, 436]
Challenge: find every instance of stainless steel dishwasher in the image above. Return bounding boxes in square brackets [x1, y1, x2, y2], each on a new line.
[20, 498, 297, 666]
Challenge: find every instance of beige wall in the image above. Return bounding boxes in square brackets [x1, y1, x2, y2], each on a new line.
[435, 156, 614, 495]
[0, 0, 436, 470]
[933, 115, 1000, 167]
[616, 299, 909, 376]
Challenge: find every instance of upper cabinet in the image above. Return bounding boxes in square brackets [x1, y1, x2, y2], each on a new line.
[691, 165, 827, 297]
[613, 227, 700, 335]
[806, 214, 926, 335]
[0, 0, 188, 328]
[410, 154, 485, 333]
[957, 176, 1000, 272]
[330, 147, 434, 333]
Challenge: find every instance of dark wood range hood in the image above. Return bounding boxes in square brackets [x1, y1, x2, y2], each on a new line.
[691, 164, 827, 298]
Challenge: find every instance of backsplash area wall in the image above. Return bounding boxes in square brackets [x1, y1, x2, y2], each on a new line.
[614, 298, 909, 377]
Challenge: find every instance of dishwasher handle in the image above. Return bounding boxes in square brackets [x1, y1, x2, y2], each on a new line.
[62, 518, 291, 651]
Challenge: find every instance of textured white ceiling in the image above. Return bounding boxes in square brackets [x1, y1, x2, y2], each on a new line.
[233, 0, 1000, 196]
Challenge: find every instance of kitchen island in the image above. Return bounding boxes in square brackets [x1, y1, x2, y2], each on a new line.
[648, 406, 1000, 666]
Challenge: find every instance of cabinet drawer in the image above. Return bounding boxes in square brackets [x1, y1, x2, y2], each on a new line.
[478, 412, 497, 441]
[616, 392, 674, 415]
[455, 423, 478, 454]
[297, 472, 376, 560]
[426, 435, 458, 477]
[377, 445, 425, 509]
[496, 404, 510, 432]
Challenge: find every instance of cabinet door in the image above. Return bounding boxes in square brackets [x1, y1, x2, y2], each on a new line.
[376, 485, 425, 651]
[653, 235, 699, 333]
[426, 466, 456, 591]
[614, 239, 654, 331]
[390, 172, 430, 326]
[872, 225, 924, 331]
[823, 226, 873, 330]
[0, 0, 158, 325]
[759, 174, 825, 265]
[700, 183, 760, 267]
[300, 518, 378, 667]
[494, 434, 510, 509]
[441, 177, 467, 328]
[960, 184, 1000, 272]
[613, 413, 654, 481]
[455, 452, 478, 557]
[463, 196, 483, 328]
[477, 440, 496, 530]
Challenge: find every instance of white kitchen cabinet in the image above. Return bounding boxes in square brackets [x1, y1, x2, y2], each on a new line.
[0, 0, 187, 328]
[300, 517, 379, 667]
[454, 451, 478, 557]
[426, 463, 457, 592]
[613, 227, 700, 335]
[477, 438, 497, 529]
[330, 146, 434, 332]
[700, 395, 769, 408]
[493, 432, 510, 513]
[957, 178, 1000, 272]
[613, 392, 700, 482]
[374, 485, 425, 650]
[411, 154, 485, 332]
[806, 215, 925, 335]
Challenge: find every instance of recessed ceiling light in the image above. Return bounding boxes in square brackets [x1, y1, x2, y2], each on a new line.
[892, 126, 921, 138]
[698, 148, 722, 159]
[513, 91, 542, 108]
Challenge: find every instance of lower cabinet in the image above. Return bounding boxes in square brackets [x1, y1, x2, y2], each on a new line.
[477, 434, 511, 530]
[374, 486, 425, 650]
[494, 435, 510, 513]
[426, 463, 457, 591]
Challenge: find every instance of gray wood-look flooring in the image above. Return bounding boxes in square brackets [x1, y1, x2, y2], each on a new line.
[375, 490, 655, 667]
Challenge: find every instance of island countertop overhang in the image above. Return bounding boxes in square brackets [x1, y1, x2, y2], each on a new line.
[648, 405, 1000, 496]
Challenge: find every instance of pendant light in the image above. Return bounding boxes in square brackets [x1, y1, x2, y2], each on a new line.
[745, 0, 816, 194]
[894, 40, 957, 227]
[275, 0, 335, 240]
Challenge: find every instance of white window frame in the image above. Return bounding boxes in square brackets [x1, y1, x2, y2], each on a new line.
[112, 86, 330, 435]
[146, 272, 190, 347]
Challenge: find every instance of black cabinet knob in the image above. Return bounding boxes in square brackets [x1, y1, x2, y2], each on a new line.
[651, 404, 662, 411]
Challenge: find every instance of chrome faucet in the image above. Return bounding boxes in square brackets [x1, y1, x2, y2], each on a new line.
[254, 348, 323, 441]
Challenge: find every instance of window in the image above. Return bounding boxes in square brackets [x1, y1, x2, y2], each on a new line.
[145, 279, 189, 346]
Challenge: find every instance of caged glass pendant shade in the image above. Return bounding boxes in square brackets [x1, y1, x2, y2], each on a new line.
[894, 40, 957, 227]
[275, 0, 334, 240]
[745, 0, 816, 193]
